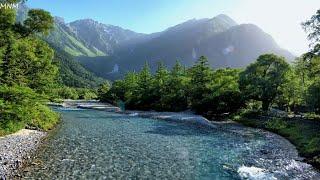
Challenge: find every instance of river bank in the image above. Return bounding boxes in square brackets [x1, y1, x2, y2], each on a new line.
[0, 129, 47, 179]
[233, 115, 320, 170]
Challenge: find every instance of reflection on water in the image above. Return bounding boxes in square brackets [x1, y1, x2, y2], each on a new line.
[22, 109, 320, 179]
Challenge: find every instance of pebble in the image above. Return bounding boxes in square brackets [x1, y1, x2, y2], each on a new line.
[0, 129, 47, 179]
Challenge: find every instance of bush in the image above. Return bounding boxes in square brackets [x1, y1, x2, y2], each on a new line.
[0, 86, 59, 135]
[76, 88, 98, 100]
[265, 118, 288, 131]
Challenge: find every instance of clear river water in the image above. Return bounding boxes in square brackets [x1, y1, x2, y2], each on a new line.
[21, 108, 320, 179]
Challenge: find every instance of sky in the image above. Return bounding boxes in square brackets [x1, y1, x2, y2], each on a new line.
[26, 0, 320, 56]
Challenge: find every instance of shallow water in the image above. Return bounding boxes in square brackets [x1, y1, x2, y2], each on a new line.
[22, 108, 320, 179]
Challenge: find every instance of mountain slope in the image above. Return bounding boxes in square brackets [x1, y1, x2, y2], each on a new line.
[46, 17, 106, 57]
[77, 15, 294, 79]
[52, 45, 105, 88]
[16, 5, 104, 57]
[16, 5, 106, 87]
[69, 19, 144, 55]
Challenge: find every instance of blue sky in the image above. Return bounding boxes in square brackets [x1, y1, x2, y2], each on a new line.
[27, 0, 320, 55]
[27, 0, 236, 33]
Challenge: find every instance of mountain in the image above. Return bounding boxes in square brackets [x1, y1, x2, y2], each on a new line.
[46, 17, 106, 57]
[18, 4, 295, 80]
[76, 15, 294, 79]
[68, 19, 144, 55]
[16, 6, 107, 87]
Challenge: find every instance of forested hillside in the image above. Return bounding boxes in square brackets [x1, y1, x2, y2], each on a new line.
[51, 45, 105, 88]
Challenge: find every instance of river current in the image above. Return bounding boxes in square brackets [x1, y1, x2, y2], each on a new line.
[22, 108, 320, 179]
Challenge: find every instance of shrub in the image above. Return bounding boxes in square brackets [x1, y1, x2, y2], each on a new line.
[0, 86, 59, 135]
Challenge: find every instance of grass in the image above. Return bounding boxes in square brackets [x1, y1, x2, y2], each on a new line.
[233, 111, 320, 169]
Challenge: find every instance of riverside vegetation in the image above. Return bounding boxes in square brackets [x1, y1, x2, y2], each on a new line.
[99, 10, 320, 168]
[0, 0, 101, 136]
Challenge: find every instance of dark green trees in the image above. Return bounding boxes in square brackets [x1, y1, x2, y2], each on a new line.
[239, 54, 290, 111]
[302, 9, 320, 113]
[188, 56, 213, 113]
[0, 3, 56, 91]
[100, 56, 243, 116]
[160, 61, 189, 111]
[302, 9, 320, 55]
[0, 1, 59, 134]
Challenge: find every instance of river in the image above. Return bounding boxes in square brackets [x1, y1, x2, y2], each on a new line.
[21, 107, 320, 179]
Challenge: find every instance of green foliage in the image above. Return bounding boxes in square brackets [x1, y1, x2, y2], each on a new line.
[101, 57, 243, 115]
[0, 86, 59, 135]
[307, 79, 320, 113]
[265, 118, 288, 131]
[98, 82, 111, 102]
[0, 5, 60, 135]
[206, 68, 243, 115]
[276, 67, 304, 112]
[52, 46, 105, 88]
[302, 9, 320, 55]
[54, 87, 78, 100]
[76, 88, 97, 100]
[188, 56, 213, 113]
[239, 54, 290, 111]
[23, 9, 54, 36]
[159, 61, 189, 111]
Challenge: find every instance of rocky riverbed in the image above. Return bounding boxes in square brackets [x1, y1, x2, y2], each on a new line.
[0, 129, 47, 179]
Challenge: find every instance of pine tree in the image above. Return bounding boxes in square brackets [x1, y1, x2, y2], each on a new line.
[188, 56, 213, 113]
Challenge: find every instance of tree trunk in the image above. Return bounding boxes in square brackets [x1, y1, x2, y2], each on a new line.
[262, 101, 270, 111]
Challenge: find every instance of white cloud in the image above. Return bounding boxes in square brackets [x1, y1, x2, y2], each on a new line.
[229, 0, 320, 55]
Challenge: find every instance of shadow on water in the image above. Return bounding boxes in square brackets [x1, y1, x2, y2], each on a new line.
[144, 121, 218, 137]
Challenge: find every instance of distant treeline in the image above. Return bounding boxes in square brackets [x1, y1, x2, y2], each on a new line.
[99, 10, 320, 117]
[98, 53, 319, 117]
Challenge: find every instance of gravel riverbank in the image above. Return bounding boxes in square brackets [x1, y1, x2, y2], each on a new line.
[0, 129, 47, 179]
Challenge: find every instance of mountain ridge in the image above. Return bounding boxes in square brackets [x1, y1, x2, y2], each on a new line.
[74, 14, 294, 79]
[17, 4, 295, 80]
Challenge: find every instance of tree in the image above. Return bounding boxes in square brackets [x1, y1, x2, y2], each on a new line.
[161, 61, 189, 111]
[276, 67, 304, 112]
[188, 56, 213, 113]
[152, 62, 169, 110]
[301, 9, 320, 114]
[0, 6, 55, 88]
[98, 82, 111, 102]
[204, 68, 243, 115]
[122, 72, 139, 106]
[239, 54, 290, 111]
[0, 1, 59, 134]
[134, 62, 154, 109]
[302, 9, 320, 56]
[307, 78, 320, 113]
[23, 9, 54, 37]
